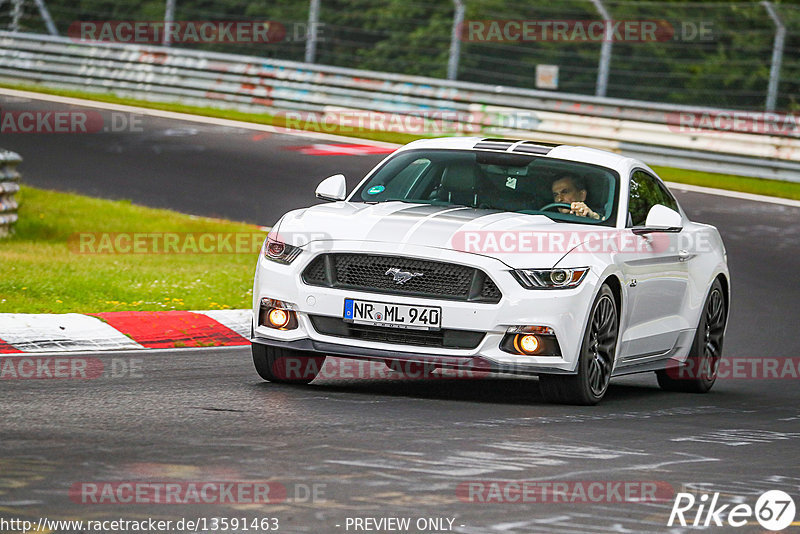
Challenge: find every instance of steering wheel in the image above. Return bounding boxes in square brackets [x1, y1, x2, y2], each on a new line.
[539, 202, 573, 212]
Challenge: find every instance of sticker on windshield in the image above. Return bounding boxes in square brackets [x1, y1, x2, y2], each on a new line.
[367, 185, 385, 195]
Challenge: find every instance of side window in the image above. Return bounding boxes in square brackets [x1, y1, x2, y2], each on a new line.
[628, 171, 659, 226]
[628, 170, 678, 226]
[656, 181, 680, 213]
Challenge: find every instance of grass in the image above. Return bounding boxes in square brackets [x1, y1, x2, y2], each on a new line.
[3, 81, 798, 201]
[1, 186, 263, 313]
[652, 166, 800, 200]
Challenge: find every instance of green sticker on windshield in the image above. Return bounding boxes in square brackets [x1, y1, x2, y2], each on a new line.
[367, 185, 385, 195]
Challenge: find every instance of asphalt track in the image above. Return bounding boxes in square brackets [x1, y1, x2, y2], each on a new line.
[1, 92, 800, 533]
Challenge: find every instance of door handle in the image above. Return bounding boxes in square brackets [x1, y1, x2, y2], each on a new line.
[678, 249, 691, 262]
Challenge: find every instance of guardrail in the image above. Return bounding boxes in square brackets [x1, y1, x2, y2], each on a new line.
[1, 31, 799, 182]
[0, 149, 22, 237]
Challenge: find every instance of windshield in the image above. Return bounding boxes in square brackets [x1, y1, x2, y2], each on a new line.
[351, 149, 619, 225]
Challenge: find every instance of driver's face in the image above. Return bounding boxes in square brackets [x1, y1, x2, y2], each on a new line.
[551, 178, 586, 203]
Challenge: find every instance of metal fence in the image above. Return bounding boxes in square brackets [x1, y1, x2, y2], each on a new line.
[2, 0, 799, 111]
[0, 148, 22, 237]
[1, 30, 799, 182]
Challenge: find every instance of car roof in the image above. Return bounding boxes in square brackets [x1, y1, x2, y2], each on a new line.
[398, 137, 646, 175]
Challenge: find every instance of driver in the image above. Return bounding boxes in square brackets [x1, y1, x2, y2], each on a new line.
[550, 175, 601, 220]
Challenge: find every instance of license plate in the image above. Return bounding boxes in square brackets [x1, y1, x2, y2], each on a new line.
[343, 298, 441, 331]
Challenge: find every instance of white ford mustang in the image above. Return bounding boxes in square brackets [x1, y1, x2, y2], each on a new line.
[251, 137, 730, 404]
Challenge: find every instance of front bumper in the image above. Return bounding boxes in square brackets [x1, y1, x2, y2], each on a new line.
[250, 336, 575, 376]
[253, 241, 599, 374]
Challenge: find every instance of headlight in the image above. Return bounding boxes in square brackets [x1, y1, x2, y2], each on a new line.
[511, 267, 589, 289]
[263, 237, 301, 264]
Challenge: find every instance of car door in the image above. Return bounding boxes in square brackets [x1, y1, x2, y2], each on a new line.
[618, 170, 691, 362]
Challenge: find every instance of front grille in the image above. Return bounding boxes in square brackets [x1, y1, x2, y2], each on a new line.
[302, 253, 502, 303]
[309, 315, 485, 349]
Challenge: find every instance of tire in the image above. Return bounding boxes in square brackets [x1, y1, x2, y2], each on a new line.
[539, 284, 619, 405]
[656, 278, 726, 393]
[252, 342, 326, 384]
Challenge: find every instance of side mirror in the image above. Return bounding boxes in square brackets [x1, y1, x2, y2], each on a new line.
[315, 174, 347, 202]
[632, 204, 683, 235]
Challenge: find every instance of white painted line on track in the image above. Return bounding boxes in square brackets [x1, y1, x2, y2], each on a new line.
[666, 181, 800, 208]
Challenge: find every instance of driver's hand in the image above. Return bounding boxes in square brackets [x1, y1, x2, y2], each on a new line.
[570, 202, 600, 219]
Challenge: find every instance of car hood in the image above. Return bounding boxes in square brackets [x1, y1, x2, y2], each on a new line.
[274, 201, 597, 268]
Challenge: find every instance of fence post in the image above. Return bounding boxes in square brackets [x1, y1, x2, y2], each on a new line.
[590, 0, 612, 97]
[762, 1, 785, 112]
[163, 0, 176, 46]
[447, 0, 465, 80]
[305, 0, 320, 64]
[31, 0, 58, 35]
[10, 0, 23, 32]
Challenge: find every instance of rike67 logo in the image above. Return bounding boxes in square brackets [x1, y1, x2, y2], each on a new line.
[669, 490, 796, 531]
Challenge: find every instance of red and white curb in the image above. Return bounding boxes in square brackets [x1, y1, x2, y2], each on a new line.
[0, 310, 251, 353]
[283, 143, 396, 156]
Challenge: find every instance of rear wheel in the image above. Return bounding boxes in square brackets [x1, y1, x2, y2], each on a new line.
[656, 279, 726, 393]
[252, 343, 326, 384]
[539, 284, 618, 405]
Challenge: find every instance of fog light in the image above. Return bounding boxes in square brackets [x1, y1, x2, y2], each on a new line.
[268, 308, 290, 328]
[500, 327, 560, 357]
[514, 334, 540, 355]
[259, 298, 298, 330]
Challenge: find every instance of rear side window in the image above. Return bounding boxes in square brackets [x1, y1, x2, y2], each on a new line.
[628, 170, 678, 226]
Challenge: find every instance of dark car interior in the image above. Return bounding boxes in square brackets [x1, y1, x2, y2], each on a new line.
[357, 149, 618, 224]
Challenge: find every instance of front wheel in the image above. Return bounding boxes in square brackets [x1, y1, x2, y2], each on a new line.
[656, 279, 726, 393]
[539, 284, 619, 405]
[252, 343, 326, 384]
